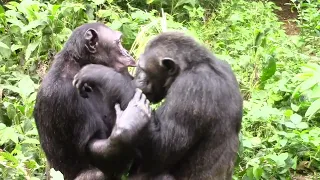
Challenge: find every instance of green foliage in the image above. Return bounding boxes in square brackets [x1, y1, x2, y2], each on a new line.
[0, 0, 319, 179]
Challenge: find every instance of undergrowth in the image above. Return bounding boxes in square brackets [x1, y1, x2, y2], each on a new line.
[0, 0, 319, 179]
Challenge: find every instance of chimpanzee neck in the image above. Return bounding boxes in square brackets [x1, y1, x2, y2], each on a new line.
[54, 51, 81, 78]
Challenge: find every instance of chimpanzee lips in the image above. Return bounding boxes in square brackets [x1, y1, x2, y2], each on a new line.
[117, 56, 136, 67]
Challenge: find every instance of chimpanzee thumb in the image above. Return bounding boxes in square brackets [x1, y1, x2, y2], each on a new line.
[114, 104, 124, 118]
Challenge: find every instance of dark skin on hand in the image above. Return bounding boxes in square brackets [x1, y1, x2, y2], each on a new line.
[34, 22, 151, 180]
[74, 32, 243, 180]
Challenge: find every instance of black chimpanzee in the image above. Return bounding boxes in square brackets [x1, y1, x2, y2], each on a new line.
[34, 22, 151, 180]
[74, 31, 243, 180]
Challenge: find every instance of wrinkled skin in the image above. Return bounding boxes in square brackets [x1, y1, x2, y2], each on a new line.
[34, 23, 150, 180]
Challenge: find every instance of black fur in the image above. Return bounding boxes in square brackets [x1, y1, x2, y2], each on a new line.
[34, 23, 144, 180]
[132, 32, 243, 180]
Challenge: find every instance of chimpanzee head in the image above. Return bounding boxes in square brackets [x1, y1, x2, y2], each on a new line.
[64, 22, 135, 71]
[135, 32, 199, 103]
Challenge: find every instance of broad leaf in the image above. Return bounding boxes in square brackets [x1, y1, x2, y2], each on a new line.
[25, 41, 40, 60]
[260, 55, 276, 82]
[0, 41, 10, 49]
[305, 98, 320, 119]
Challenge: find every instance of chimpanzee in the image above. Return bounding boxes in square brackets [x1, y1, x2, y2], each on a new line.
[74, 31, 243, 180]
[33, 22, 151, 180]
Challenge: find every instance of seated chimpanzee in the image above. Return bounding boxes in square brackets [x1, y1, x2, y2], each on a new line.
[74, 31, 243, 180]
[34, 22, 151, 180]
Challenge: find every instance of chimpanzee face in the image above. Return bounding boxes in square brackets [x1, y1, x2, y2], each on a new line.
[83, 25, 135, 71]
[135, 50, 179, 103]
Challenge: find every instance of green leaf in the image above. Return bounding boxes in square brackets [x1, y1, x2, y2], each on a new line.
[253, 166, 263, 179]
[279, 139, 287, 147]
[21, 20, 45, 33]
[6, 104, 16, 120]
[296, 122, 309, 129]
[0, 123, 6, 130]
[25, 41, 40, 60]
[26, 128, 39, 136]
[269, 153, 288, 167]
[311, 85, 320, 98]
[11, 44, 24, 51]
[109, 20, 122, 30]
[146, 0, 154, 4]
[305, 98, 320, 119]
[299, 76, 319, 92]
[291, 103, 299, 112]
[175, 0, 196, 8]
[17, 75, 36, 98]
[0, 126, 19, 145]
[290, 113, 302, 124]
[2, 84, 20, 94]
[21, 138, 40, 144]
[260, 55, 276, 82]
[284, 122, 296, 129]
[93, 0, 106, 5]
[0, 41, 10, 49]
[50, 168, 64, 180]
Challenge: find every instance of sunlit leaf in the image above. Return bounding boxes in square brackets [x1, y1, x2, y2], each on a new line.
[279, 139, 287, 147]
[0, 126, 19, 144]
[25, 41, 40, 60]
[253, 166, 263, 179]
[21, 20, 45, 33]
[17, 75, 36, 98]
[291, 103, 299, 112]
[11, 44, 24, 51]
[109, 20, 122, 30]
[284, 122, 296, 129]
[50, 168, 64, 180]
[299, 76, 319, 92]
[296, 122, 309, 129]
[0, 41, 10, 49]
[93, 0, 105, 5]
[0, 123, 6, 130]
[311, 85, 320, 98]
[21, 138, 40, 144]
[146, 0, 154, 4]
[268, 153, 288, 167]
[305, 98, 320, 119]
[290, 114, 302, 124]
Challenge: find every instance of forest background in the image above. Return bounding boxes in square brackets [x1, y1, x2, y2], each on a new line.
[0, 0, 319, 179]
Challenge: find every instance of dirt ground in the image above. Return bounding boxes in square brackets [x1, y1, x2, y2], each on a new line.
[270, 0, 300, 35]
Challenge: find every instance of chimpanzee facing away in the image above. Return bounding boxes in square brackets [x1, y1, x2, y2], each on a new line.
[74, 31, 243, 180]
[34, 22, 151, 180]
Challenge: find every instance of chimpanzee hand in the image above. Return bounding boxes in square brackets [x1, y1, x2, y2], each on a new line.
[111, 88, 152, 145]
[72, 64, 114, 98]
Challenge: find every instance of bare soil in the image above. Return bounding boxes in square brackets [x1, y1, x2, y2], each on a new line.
[270, 0, 300, 35]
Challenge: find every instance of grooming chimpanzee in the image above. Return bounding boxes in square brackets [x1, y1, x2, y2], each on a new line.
[34, 22, 151, 180]
[74, 31, 243, 180]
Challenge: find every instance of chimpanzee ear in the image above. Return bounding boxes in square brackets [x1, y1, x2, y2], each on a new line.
[160, 57, 179, 76]
[84, 28, 98, 54]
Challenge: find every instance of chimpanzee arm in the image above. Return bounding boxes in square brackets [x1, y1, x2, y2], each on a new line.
[87, 89, 151, 160]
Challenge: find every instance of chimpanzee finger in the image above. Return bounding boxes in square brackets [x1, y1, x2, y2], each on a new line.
[114, 104, 123, 117]
[83, 83, 93, 92]
[133, 88, 143, 102]
[140, 92, 146, 105]
[72, 76, 78, 87]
